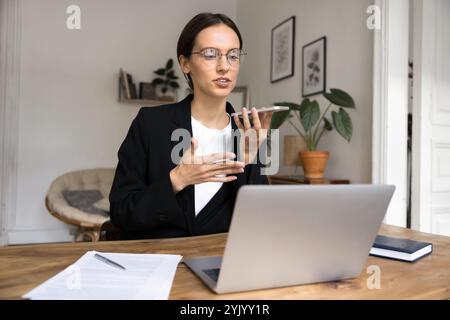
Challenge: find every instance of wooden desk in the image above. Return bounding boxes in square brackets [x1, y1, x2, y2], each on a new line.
[268, 175, 350, 185]
[0, 224, 449, 299]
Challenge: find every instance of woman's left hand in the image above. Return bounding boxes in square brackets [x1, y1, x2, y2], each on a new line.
[233, 107, 273, 165]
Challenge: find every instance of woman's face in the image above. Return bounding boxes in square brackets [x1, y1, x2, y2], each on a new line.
[180, 24, 241, 99]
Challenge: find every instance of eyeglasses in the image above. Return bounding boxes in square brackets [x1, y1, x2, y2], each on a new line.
[191, 47, 246, 68]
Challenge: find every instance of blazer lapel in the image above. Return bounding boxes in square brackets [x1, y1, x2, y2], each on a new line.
[166, 94, 195, 234]
[169, 94, 194, 150]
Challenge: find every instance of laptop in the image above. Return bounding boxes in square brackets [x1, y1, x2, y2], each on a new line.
[184, 184, 395, 294]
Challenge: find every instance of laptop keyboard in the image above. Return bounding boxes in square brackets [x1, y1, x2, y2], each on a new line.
[203, 268, 221, 282]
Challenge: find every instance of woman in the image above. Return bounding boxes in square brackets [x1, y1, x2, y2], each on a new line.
[109, 13, 273, 239]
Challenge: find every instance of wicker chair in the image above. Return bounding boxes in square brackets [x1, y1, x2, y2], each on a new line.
[45, 168, 115, 242]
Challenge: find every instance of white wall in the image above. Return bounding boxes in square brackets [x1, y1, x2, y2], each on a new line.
[9, 0, 237, 244]
[8, 0, 375, 244]
[236, 0, 374, 182]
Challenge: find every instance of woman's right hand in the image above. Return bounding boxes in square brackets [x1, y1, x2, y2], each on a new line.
[169, 137, 245, 193]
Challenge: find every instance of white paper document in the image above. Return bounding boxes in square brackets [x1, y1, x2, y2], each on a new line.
[23, 251, 182, 300]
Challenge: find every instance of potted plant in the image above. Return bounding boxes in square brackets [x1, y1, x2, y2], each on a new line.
[270, 88, 355, 178]
[152, 58, 180, 101]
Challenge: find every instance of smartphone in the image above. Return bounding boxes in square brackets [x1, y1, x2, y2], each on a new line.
[230, 105, 289, 118]
[208, 158, 236, 164]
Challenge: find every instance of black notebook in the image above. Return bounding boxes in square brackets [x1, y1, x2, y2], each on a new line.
[370, 235, 433, 262]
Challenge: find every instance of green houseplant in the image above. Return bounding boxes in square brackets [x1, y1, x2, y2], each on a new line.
[152, 58, 180, 101]
[270, 88, 355, 178]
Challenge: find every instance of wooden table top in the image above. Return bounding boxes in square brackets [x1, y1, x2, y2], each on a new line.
[0, 224, 449, 300]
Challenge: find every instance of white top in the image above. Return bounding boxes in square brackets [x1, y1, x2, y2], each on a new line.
[191, 114, 233, 215]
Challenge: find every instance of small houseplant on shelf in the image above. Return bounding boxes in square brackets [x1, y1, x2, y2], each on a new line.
[152, 58, 180, 102]
[270, 88, 355, 178]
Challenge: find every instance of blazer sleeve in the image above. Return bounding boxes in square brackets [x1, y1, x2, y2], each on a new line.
[109, 109, 184, 233]
[246, 163, 269, 185]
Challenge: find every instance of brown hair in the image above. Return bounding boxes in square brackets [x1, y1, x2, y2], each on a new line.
[177, 13, 243, 90]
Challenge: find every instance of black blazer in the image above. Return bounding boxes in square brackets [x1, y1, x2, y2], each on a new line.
[109, 94, 268, 240]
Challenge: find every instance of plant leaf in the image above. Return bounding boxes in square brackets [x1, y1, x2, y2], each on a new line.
[166, 59, 173, 70]
[324, 88, 355, 108]
[332, 108, 353, 141]
[300, 100, 320, 132]
[298, 98, 311, 123]
[270, 110, 291, 129]
[154, 68, 166, 76]
[299, 98, 311, 113]
[323, 117, 332, 131]
[166, 70, 173, 77]
[169, 81, 179, 88]
[167, 70, 179, 80]
[152, 78, 163, 86]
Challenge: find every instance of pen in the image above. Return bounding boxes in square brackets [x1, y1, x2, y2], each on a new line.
[94, 253, 126, 271]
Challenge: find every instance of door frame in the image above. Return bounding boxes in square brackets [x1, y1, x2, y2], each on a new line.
[0, 0, 22, 246]
[372, 0, 409, 227]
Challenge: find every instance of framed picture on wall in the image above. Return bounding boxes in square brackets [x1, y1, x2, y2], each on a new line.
[271, 16, 295, 83]
[302, 36, 326, 97]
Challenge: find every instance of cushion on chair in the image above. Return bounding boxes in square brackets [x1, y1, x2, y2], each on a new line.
[63, 190, 109, 217]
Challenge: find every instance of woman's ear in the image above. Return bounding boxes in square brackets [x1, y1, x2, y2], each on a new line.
[178, 55, 190, 75]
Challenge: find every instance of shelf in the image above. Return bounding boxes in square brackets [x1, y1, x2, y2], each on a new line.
[118, 69, 178, 107]
[118, 98, 175, 107]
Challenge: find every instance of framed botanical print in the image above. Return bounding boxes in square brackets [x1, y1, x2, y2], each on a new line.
[302, 36, 326, 97]
[271, 16, 295, 83]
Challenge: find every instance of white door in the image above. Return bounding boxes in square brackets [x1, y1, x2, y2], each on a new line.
[411, 0, 450, 236]
[372, 0, 409, 228]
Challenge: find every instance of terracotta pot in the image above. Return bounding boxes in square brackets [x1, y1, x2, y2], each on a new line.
[300, 151, 330, 178]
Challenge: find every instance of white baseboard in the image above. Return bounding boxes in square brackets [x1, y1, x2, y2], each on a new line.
[8, 227, 75, 245]
[0, 233, 8, 246]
